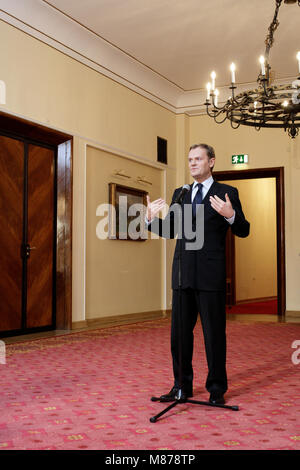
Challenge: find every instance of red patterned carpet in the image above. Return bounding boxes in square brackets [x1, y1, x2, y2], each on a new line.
[226, 299, 277, 315]
[0, 318, 300, 450]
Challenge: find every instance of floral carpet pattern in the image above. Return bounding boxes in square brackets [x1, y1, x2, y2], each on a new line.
[0, 318, 300, 450]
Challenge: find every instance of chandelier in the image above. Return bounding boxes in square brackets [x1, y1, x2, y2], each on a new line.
[205, 0, 300, 138]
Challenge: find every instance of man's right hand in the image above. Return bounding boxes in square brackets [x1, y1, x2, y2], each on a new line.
[146, 195, 166, 222]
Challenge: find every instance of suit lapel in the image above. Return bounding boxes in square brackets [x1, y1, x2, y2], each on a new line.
[202, 180, 218, 204]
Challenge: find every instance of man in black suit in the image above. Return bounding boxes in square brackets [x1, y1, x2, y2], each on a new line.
[146, 143, 250, 405]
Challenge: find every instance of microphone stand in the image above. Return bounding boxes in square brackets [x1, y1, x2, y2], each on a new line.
[150, 195, 239, 423]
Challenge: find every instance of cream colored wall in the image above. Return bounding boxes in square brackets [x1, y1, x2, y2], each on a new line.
[1, 20, 299, 318]
[0, 21, 177, 322]
[0, 21, 176, 165]
[86, 146, 166, 318]
[189, 116, 300, 311]
[223, 178, 277, 302]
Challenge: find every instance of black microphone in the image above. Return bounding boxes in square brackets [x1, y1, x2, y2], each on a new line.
[174, 184, 190, 204]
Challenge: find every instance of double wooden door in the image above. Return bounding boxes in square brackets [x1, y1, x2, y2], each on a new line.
[0, 133, 56, 335]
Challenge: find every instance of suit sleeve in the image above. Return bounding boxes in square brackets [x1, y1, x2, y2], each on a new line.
[147, 189, 180, 239]
[229, 188, 250, 238]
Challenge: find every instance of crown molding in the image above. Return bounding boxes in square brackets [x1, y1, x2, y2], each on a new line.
[0, 0, 297, 116]
[0, 0, 181, 113]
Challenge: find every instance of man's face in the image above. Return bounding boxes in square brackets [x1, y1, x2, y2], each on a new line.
[188, 147, 215, 181]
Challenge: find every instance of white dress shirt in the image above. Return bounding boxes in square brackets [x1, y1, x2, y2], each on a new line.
[192, 176, 235, 224]
[191, 175, 214, 202]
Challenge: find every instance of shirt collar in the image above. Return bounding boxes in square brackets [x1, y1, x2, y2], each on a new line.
[192, 175, 214, 190]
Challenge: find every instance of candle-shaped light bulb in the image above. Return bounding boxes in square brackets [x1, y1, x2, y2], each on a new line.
[282, 100, 289, 107]
[206, 82, 211, 100]
[297, 51, 300, 74]
[254, 101, 257, 113]
[211, 71, 216, 90]
[230, 63, 236, 83]
[259, 55, 266, 76]
[214, 89, 219, 107]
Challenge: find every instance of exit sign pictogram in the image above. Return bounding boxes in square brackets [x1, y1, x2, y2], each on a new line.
[232, 154, 249, 164]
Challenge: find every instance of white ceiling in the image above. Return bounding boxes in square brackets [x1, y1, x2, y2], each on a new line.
[43, 0, 300, 90]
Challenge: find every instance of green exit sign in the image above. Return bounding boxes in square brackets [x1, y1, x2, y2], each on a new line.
[232, 154, 249, 164]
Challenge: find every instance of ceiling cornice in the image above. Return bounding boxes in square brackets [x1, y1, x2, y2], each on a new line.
[0, 0, 297, 116]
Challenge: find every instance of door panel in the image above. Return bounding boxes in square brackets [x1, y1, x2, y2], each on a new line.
[0, 135, 24, 331]
[26, 144, 55, 328]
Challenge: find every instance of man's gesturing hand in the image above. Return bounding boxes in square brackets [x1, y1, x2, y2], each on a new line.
[146, 195, 166, 222]
[209, 193, 234, 219]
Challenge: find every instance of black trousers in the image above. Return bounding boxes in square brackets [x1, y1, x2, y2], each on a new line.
[171, 288, 227, 394]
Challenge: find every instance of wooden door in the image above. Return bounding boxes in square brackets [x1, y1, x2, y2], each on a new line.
[26, 144, 55, 328]
[0, 135, 24, 331]
[0, 134, 56, 335]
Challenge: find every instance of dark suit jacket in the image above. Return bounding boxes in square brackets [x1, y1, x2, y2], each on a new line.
[148, 181, 250, 292]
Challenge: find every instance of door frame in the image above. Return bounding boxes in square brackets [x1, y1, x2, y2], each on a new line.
[0, 111, 73, 333]
[213, 167, 286, 316]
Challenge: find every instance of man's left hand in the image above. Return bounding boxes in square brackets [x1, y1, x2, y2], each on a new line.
[209, 193, 234, 219]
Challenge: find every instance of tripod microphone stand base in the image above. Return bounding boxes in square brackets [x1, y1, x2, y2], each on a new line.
[150, 392, 239, 423]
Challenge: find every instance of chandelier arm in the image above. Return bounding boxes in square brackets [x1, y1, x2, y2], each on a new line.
[210, 105, 228, 122]
[205, 107, 222, 119]
[229, 118, 241, 130]
[210, 97, 231, 112]
[213, 113, 228, 125]
[253, 114, 263, 131]
[211, 104, 224, 112]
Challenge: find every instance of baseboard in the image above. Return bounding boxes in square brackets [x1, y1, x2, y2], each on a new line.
[235, 296, 277, 305]
[71, 320, 88, 330]
[72, 309, 170, 330]
[286, 311, 300, 318]
[73, 307, 297, 328]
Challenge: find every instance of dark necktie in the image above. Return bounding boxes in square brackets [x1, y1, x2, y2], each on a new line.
[192, 183, 203, 217]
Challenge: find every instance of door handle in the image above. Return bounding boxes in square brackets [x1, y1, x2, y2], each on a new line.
[21, 244, 37, 259]
[26, 244, 37, 258]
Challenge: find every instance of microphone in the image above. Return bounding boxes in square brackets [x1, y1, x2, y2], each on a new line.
[174, 184, 190, 204]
